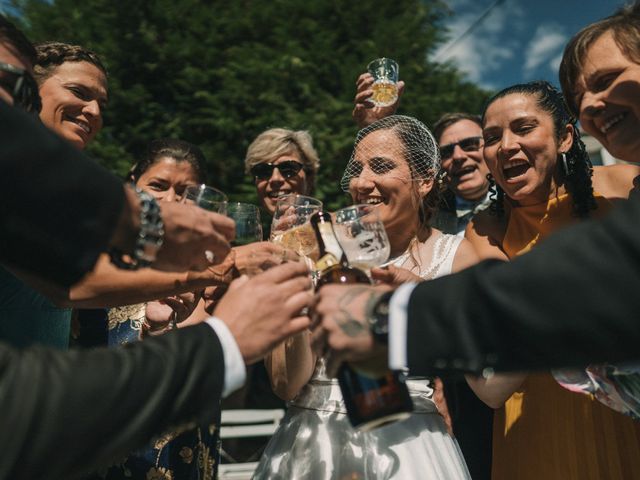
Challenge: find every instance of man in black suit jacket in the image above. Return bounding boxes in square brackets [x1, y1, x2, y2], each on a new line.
[312, 192, 640, 375]
[0, 18, 313, 479]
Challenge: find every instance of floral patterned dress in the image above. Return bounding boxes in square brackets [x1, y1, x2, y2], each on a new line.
[89, 304, 219, 480]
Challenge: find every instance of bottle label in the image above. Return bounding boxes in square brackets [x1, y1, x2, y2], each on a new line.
[315, 253, 339, 272]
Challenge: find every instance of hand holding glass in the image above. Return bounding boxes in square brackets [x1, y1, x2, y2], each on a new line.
[334, 204, 390, 271]
[270, 194, 322, 261]
[367, 58, 399, 107]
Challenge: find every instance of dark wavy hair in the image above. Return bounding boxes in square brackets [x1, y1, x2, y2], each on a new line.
[128, 138, 207, 185]
[34, 41, 107, 85]
[0, 16, 36, 66]
[482, 80, 596, 219]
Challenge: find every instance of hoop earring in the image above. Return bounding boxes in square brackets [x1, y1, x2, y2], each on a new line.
[561, 152, 573, 177]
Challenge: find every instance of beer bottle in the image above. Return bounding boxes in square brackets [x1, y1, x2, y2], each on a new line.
[310, 211, 413, 431]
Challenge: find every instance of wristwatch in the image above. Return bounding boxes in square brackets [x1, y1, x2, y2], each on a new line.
[367, 291, 393, 345]
[110, 188, 164, 270]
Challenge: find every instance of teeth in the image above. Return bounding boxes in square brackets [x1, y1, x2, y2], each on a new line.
[601, 113, 626, 134]
[68, 117, 91, 134]
[361, 198, 382, 205]
[268, 191, 290, 198]
[503, 160, 529, 170]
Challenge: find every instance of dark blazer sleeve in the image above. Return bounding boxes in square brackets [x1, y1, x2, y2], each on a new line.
[406, 195, 640, 375]
[0, 323, 225, 480]
[0, 102, 125, 287]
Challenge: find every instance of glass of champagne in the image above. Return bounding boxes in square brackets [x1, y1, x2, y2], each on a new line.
[270, 194, 322, 262]
[333, 204, 390, 272]
[181, 184, 228, 214]
[226, 202, 263, 246]
[367, 57, 399, 107]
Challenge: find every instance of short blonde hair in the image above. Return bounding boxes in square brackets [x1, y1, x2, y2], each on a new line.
[245, 128, 320, 177]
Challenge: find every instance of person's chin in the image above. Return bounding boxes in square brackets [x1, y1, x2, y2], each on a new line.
[61, 129, 88, 150]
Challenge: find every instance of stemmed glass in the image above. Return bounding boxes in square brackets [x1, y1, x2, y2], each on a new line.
[270, 194, 323, 261]
[333, 204, 390, 272]
[181, 184, 228, 214]
[226, 202, 263, 246]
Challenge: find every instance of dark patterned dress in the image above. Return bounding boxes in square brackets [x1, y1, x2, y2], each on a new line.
[90, 304, 220, 480]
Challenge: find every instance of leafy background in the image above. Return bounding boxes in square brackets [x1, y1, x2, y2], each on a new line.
[8, 0, 490, 211]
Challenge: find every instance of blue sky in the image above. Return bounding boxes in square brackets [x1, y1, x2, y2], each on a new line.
[434, 0, 627, 90]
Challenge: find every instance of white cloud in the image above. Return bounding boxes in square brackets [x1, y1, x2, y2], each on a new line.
[433, 0, 526, 88]
[523, 24, 568, 75]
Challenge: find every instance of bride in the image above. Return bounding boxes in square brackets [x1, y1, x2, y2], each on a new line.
[253, 115, 477, 479]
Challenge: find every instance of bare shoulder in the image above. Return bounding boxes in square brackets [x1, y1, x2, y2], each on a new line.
[464, 210, 509, 261]
[451, 237, 480, 273]
[592, 164, 640, 200]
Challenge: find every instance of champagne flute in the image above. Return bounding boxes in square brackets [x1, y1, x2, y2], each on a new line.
[270, 194, 323, 261]
[333, 204, 390, 272]
[226, 202, 263, 246]
[181, 184, 228, 214]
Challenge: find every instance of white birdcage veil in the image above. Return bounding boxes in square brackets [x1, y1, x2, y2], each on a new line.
[340, 115, 441, 193]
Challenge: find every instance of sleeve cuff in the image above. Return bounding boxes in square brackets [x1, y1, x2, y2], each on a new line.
[388, 283, 418, 371]
[205, 317, 246, 397]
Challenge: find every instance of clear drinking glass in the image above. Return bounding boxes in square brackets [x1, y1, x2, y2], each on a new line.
[181, 184, 228, 214]
[270, 194, 322, 261]
[334, 204, 390, 272]
[227, 202, 263, 246]
[367, 57, 399, 107]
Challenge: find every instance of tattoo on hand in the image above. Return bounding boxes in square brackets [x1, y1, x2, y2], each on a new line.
[334, 288, 382, 339]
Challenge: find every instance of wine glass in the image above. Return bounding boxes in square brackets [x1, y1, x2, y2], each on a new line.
[270, 194, 322, 261]
[334, 204, 390, 272]
[181, 184, 228, 214]
[226, 202, 263, 246]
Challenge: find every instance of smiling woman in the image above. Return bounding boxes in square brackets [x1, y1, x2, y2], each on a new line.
[463, 80, 640, 480]
[34, 42, 108, 150]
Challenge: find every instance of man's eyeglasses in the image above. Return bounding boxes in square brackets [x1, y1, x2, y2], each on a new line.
[0, 62, 42, 114]
[250, 160, 304, 180]
[439, 136, 483, 160]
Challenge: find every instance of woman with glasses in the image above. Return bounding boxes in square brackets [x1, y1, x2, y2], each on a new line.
[254, 116, 477, 479]
[245, 127, 320, 217]
[464, 80, 640, 480]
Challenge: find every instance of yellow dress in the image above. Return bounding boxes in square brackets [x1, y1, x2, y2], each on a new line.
[492, 192, 640, 480]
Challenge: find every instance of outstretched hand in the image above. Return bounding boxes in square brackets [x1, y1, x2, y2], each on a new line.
[352, 73, 404, 129]
[311, 283, 391, 376]
[214, 262, 313, 364]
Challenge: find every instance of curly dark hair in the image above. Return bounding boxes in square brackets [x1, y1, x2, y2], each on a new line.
[128, 138, 207, 185]
[482, 80, 596, 219]
[33, 41, 107, 85]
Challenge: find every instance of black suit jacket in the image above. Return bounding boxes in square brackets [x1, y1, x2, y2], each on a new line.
[0, 102, 124, 287]
[407, 194, 640, 375]
[0, 324, 225, 480]
[0, 104, 228, 479]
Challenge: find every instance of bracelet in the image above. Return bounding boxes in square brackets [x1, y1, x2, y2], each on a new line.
[140, 317, 177, 339]
[110, 187, 165, 270]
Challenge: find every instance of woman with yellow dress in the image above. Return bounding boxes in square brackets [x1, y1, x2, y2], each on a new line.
[464, 80, 640, 480]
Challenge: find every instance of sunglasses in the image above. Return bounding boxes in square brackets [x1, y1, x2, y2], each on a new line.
[439, 136, 483, 160]
[0, 62, 42, 114]
[250, 160, 304, 180]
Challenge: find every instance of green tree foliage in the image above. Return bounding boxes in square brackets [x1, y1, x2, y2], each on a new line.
[10, 0, 490, 210]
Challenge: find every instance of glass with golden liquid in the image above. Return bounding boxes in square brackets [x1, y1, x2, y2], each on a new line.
[270, 194, 323, 262]
[367, 58, 399, 107]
